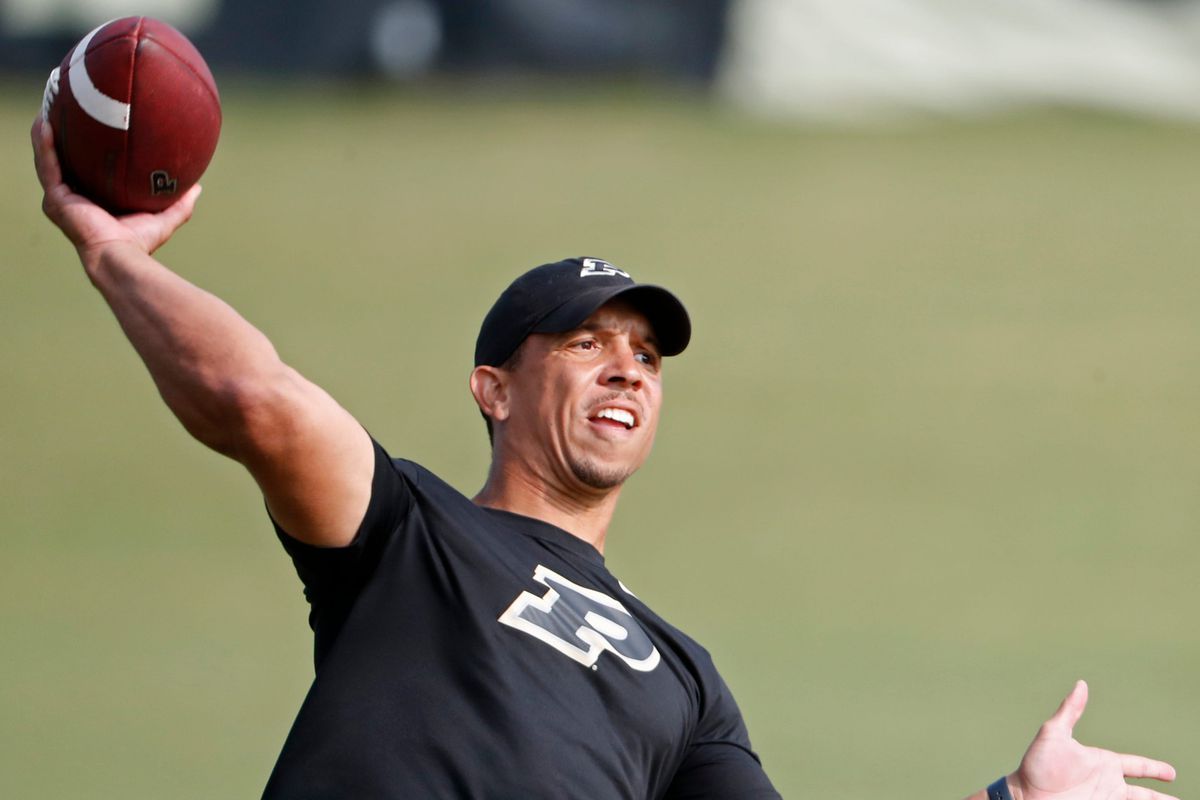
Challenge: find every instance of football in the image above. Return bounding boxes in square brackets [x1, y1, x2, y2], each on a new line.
[41, 17, 221, 214]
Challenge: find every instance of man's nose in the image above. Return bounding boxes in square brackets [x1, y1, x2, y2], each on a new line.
[601, 343, 642, 388]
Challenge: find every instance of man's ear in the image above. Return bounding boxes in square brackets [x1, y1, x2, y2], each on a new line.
[470, 365, 510, 423]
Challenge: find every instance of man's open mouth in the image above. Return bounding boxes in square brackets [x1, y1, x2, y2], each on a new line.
[590, 408, 637, 429]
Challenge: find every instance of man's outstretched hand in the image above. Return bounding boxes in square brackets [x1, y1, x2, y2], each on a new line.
[1009, 681, 1177, 800]
[31, 116, 201, 265]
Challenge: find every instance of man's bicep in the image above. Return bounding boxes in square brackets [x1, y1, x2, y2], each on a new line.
[663, 741, 782, 800]
[238, 370, 376, 548]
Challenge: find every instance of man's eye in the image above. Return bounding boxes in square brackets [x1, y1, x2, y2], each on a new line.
[576, 340, 597, 351]
[636, 352, 659, 366]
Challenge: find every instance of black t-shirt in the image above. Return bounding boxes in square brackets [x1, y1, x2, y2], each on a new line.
[263, 440, 780, 799]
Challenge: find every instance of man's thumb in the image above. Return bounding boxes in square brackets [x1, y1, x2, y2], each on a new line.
[1045, 679, 1089, 737]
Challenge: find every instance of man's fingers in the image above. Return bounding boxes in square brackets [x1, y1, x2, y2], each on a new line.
[1121, 754, 1177, 782]
[1044, 679, 1089, 736]
[148, 184, 202, 247]
[122, 183, 202, 255]
[163, 184, 202, 228]
[30, 116, 63, 192]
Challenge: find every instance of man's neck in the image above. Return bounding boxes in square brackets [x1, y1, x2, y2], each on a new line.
[472, 460, 621, 554]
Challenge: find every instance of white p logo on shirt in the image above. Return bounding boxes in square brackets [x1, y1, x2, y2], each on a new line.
[499, 565, 660, 672]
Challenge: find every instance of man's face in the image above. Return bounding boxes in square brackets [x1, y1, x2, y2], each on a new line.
[498, 299, 663, 492]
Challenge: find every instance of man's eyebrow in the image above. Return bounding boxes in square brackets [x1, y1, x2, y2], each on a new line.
[577, 321, 659, 344]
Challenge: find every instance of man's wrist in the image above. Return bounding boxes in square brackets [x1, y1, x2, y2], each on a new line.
[79, 239, 146, 281]
[989, 773, 1023, 800]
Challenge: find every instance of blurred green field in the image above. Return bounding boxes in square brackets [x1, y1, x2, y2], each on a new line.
[2, 76, 1197, 799]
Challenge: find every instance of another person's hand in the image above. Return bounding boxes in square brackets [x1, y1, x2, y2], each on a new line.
[31, 116, 201, 265]
[1010, 680, 1177, 800]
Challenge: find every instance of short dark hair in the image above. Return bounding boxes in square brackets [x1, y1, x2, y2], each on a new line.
[481, 342, 524, 448]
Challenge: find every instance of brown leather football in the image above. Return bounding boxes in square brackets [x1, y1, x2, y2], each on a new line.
[42, 17, 221, 214]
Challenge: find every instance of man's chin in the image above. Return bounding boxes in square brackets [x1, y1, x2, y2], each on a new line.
[568, 457, 639, 491]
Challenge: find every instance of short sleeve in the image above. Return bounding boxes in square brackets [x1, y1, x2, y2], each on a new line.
[663, 672, 781, 799]
[272, 437, 412, 667]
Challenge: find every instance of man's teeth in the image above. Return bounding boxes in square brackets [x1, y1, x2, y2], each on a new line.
[595, 408, 635, 428]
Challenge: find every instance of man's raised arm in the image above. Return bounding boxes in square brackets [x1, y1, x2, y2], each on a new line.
[32, 117, 373, 548]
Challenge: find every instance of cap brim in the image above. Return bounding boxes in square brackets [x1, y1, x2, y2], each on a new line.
[533, 284, 691, 357]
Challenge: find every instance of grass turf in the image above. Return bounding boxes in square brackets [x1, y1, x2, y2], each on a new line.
[1, 76, 1196, 798]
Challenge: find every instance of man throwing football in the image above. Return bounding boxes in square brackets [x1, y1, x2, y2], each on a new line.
[32, 116, 1177, 800]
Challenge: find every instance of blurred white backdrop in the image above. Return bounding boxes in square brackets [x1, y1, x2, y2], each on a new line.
[722, 0, 1200, 120]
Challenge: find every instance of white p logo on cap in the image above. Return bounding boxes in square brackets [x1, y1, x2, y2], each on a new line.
[579, 258, 631, 279]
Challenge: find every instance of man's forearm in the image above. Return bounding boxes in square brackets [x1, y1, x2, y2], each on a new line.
[83, 240, 286, 456]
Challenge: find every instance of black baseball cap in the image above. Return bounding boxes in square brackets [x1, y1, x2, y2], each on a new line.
[474, 257, 691, 367]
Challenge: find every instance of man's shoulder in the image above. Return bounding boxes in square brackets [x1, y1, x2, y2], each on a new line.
[371, 442, 465, 505]
[385, 453, 425, 486]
